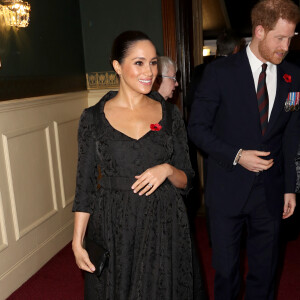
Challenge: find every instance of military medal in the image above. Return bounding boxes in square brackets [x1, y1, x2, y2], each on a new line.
[285, 92, 300, 112]
[295, 92, 300, 111]
[290, 92, 295, 111]
[284, 102, 290, 112]
[284, 94, 290, 112]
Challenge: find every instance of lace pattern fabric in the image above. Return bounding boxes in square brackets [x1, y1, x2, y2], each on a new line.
[73, 91, 196, 299]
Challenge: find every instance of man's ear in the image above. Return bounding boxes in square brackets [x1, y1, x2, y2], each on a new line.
[255, 25, 265, 41]
[232, 45, 239, 54]
[112, 60, 121, 76]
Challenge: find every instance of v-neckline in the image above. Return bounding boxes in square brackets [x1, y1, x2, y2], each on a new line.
[102, 97, 164, 142]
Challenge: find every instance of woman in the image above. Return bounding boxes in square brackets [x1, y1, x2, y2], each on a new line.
[72, 31, 197, 299]
[153, 56, 179, 100]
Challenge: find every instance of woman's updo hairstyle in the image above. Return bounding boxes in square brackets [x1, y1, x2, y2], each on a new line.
[110, 30, 154, 65]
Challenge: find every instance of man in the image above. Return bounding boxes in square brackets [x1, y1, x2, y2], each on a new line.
[188, 0, 300, 299]
[215, 29, 246, 57]
[187, 29, 245, 112]
[187, 30, 246, 245]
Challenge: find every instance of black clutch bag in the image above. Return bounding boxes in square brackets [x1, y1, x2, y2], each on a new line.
[84, 236, 110, 278]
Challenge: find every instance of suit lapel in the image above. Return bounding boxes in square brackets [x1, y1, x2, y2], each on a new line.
[266, 64, 290, 135]
[234, 50, 262, 135]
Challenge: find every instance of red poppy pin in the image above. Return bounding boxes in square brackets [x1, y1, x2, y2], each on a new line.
[150, 123, 162, 131]
[283, 74, 292, 83]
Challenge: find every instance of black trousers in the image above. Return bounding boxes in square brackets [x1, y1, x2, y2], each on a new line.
[209, 176, 281, 300]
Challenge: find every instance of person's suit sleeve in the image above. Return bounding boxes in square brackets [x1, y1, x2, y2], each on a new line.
[72, 108, 98, 213]
[282, 67, 300, 193]
[296, 143, 300, 193]
[187, 63, 239, 170]
[283, 95, 300, 194]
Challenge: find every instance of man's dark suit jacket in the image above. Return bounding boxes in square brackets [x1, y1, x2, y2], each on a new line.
[188, 48, 300, 218]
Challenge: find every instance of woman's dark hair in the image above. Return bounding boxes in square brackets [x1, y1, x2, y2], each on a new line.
[110, 30, 154, 65]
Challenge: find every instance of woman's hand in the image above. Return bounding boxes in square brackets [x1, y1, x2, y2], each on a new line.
[72, 242, 95, 273]
[131, 163, 172, 196]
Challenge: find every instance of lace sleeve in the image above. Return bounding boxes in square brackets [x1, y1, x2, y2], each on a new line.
[171, 105, 195, 195]
[72, 109, 98, 213]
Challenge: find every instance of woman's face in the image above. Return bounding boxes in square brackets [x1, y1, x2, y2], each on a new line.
[113, 40, 158, 95]
[158, 66, 178, 100]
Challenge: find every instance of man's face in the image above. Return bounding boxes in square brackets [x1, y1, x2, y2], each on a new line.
[158, 66, 178, 100]
[258, 18, 296, 64]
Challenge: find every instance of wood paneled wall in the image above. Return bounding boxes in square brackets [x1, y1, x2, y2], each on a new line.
[0, 91, 88, 299]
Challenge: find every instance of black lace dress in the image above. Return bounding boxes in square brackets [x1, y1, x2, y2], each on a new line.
[72, 91, 197, 300]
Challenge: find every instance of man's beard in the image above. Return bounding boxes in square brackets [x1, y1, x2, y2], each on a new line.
[258, 40, 287, 65]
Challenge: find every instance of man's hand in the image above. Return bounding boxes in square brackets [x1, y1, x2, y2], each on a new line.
[238, 150, 274, 172]
[282, 193, 296, 219]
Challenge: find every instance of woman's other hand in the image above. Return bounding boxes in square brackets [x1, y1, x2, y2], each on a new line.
[72, 242, 96, 273]
[72, 212, 94, 273]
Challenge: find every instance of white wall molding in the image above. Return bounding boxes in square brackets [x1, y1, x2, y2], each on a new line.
[0, 91, 88, 299]
[87, 88, 116, 107]
[0, 189, 8, 252]
[0, 91, 87, 113]
[53, 118, 79, 208]
[0, 219, 74, 300]
[2, 124, 58, 240]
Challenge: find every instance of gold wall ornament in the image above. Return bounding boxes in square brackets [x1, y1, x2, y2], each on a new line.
[0, 0, 31, 28]
[86, 71, 119, 89]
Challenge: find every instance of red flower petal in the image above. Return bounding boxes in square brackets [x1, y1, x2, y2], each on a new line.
[283, 74, 292, 83]
[150, 123, 162, 131]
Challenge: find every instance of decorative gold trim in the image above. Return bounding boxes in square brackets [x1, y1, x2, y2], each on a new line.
[86, 71, 119, 90]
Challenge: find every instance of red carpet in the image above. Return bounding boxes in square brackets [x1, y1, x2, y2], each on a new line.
[7, 216, 300, 299]
[7, 242, 84, 300]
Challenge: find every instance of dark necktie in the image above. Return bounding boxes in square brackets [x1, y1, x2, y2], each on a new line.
[257, 63, 269, 135]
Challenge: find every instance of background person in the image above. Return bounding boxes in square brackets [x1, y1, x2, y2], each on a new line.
[186, 29, 246, 245]
[188, 0, 300, 299]
[154, 55, 208, 299]
[72, 30, 204, 299]
[215, 29, 246, 57]
[153, 56, 179, 100]
[187, 29, 245, 112]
